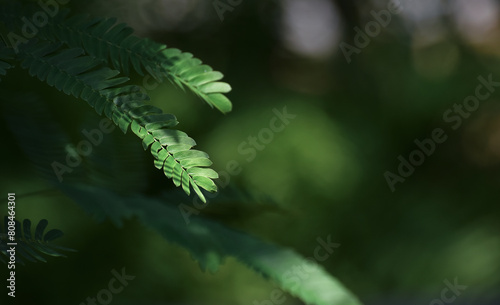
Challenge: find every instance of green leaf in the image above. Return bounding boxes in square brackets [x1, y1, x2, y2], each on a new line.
[174, 150, 209, 160]
[187, 168, 219, 179]
[193, 176, 218, 193]
[172, 163, 183, 187]
[205, 93, 232, 113]
[180, 158, 213, 168]
[199, 82, 232, 94]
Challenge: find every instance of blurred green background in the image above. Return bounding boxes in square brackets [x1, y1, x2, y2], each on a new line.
[1, 0, 500, 304]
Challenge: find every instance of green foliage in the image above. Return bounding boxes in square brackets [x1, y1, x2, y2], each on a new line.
[40, 9, 232, 113]
[0, 3, 361, 305]
[16, 40, 218, 202]
[62, 183, 362, 305]
[0, 217, 75, 264]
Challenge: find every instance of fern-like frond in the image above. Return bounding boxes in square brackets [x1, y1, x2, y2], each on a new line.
[0, 217, 75, 264]
[41, 11, 232, 113]
[60, 183, 362, 305]
[16, 41, 218, 202]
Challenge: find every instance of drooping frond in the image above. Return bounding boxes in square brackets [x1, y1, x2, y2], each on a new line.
[59, 183, 362, 305]
[0, 217, 75, 264]
[16, 41, 219, 202]
[40, 11, 232, 113]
